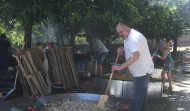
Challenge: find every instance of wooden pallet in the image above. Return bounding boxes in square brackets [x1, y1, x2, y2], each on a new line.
[0, 92, 7, 97]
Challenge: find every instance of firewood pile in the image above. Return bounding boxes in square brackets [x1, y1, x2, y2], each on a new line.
[15, 46, 79, 96]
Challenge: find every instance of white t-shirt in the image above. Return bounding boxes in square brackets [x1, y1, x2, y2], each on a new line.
[123, 29, 154, 77]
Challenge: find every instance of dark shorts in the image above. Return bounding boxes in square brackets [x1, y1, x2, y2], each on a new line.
[97, 52, 108, 64]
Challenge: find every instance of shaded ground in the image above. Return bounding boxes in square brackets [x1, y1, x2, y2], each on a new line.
[170, 65, 190, 111]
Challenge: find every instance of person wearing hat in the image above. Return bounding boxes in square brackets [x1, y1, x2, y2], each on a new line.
[153, 38, 174, 93]
[0, 34, 18, 72]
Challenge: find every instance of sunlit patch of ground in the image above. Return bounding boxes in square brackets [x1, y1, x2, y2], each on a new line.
[177, 46, 190, 51]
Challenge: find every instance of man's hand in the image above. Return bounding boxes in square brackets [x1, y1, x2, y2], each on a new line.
[153, 53, 158, 57]
[117, 47, 124, 55]
[112, 64, 121, 71]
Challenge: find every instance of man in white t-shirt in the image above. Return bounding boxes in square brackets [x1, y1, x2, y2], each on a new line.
[112, 22, 154, 111]
[86, 36, 109, 75]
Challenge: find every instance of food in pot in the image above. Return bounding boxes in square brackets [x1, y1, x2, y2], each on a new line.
[44, 99, 114, 111]
[105, 74, 133, 80]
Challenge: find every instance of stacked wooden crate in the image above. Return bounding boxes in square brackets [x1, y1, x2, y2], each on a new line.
[16, 47, 79, 96]
[46, 47, 79, 89]
[16, 49, 49, 96]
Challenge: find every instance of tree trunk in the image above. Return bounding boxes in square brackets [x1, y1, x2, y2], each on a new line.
[69, 25, 79, 47]
[70, 33, 76, 47]
[173, 37, 178, 59]
[23, 23, 33, 49]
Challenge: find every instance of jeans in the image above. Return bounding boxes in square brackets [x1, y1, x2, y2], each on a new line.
[131, 74, 151, 111]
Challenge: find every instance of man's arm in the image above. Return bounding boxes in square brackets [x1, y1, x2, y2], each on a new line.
[112, 51, 139, 71]
[157, 49, 170, 60]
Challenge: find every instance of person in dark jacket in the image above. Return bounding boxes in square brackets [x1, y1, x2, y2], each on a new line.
[0, 34, 18, 72]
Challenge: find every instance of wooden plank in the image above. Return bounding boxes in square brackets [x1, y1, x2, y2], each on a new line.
[18, 68, 31, 96]
[50, 48, 62, 83]
[46, 49, 54, 82]
[55, 48, 67, 89]
[59, 48, 71, 89]
[15, 56, 38, 95]
[26, 51, 49, 95]
[65, 51, 75, 88]
[60, 49, 73, 89]
[34, 51, 51, 84]
[22, 54, 45, 95]
[66, 48, 79, 87]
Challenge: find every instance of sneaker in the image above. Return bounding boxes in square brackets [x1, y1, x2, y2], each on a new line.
[163, 86, 168, 93]
[168, 87, 173, 94]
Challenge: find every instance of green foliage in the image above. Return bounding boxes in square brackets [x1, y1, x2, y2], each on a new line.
[6, 22, 24, 47]
[133, 0, 190, 41]
[82, 0, 140, 44]
[0, 18, 24, 47]
[0, 0, 46, 25]
[75, 36, 88, 45]
[0, 0, 189, 47]
[0, 20, 6, 34]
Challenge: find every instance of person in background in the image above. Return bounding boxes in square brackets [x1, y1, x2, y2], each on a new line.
[0, 34, 18, 73]
[169, 39, 173, 50]
[112, 22, 154, 111]
[86, 36, 108, 75]
[51, 42, 58, 48]
[153, 38, 174, 93]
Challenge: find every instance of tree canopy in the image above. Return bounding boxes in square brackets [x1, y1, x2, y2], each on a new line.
[0, 0, 189, 50]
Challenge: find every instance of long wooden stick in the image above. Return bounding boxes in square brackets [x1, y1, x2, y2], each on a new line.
[105, 54, 119, 95]
[97, 54, 120, 109]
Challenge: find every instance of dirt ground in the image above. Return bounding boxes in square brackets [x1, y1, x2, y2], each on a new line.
[0, 46, 190, 111]
[170, 63, 190, 111]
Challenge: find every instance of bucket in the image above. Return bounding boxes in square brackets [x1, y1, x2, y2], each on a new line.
[76, 61, 86, 73]
[51, 83, 64, 94]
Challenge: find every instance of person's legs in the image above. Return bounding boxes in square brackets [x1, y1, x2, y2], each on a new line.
[97, 64, 103, 75]
[130, 74, 151, 111]
[97, 52, 108, 75]
[140, 74, 151, 111]
[161, 70, 168, 88]
[167, 71, 173, 91]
